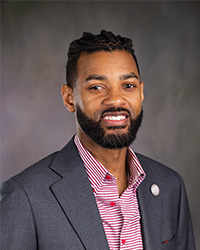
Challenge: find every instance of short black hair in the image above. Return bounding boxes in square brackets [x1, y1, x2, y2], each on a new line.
[66, 30, 140, 88]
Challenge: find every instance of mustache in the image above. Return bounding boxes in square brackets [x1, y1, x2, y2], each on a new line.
[101, 107, 131, 117]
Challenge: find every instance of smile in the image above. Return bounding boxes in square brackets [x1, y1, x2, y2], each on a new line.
[101, 112, 129, 127]
[103, 115, 126, 121]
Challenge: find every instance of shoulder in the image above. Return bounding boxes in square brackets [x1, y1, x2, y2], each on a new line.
[135, 153, 189, 203]
[5, 152, 57, 184]
[135, 152, 182, 184]
[0, 152, 58, 199]
[1, 136, 78, 190]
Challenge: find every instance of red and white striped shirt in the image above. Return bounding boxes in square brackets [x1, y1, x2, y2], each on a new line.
[74, 135, 146, 250]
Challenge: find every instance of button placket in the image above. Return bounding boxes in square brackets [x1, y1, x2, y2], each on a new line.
[120, 229, 127, 248]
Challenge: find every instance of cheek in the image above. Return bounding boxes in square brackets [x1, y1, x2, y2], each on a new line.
[129, 97, 143, 115]
[75, 95, 101, 119]
[74, 89, 87, 111]
[84, 102, 101, 119]
[78, 91, 101, 114]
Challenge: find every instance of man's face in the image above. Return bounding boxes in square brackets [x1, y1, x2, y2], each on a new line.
[63, 50, 144, 148]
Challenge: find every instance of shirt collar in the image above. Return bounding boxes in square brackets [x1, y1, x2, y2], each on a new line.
[74, 134, 145, 193]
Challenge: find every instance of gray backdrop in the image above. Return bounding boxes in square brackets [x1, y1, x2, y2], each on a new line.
[1, 1, 200, 248]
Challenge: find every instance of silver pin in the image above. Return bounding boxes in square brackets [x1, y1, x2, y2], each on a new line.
[151, 184, 160, 196]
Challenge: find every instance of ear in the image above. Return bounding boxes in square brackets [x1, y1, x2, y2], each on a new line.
[140, 81, 144, 102]
[61, 84, 75, 112]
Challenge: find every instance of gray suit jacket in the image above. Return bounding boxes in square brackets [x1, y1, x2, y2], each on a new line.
[1, 137, 195, 249]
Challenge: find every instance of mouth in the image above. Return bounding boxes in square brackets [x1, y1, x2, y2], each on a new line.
[101, 112, 129, 127]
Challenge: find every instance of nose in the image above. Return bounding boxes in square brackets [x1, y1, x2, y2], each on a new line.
[102, 88, 126, 107]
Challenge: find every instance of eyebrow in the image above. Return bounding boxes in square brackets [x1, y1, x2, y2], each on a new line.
[86, 74, 107, 82]
[85, 72, 139, 82]
[119, 72, 139, 80]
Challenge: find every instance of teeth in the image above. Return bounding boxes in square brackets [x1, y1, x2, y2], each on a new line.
[103, 115, 126, 121]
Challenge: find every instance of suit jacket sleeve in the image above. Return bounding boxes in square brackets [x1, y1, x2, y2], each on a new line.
[1, 179, 37, 250]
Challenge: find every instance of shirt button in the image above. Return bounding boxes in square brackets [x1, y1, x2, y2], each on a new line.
[110, 201, 116, 207]
[106, 175, 111, 180]
[92, 188, 95, 193]
[122, 239, 126, 245]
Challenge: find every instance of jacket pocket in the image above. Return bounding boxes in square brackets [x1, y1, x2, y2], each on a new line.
[161, 234, 175, 249]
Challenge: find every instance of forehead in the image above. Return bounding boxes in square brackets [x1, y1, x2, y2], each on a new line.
[77, 50, 139, 80]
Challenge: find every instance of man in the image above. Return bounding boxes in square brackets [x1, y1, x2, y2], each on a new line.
[1, 30, 195, 249]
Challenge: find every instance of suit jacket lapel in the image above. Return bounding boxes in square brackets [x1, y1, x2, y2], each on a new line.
[136, 153, 167, 250]
[49, 138, 109, 250]
[137, 179, 155, 250]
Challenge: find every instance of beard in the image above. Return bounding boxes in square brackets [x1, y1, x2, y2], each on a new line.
[76, 105, 143, 149]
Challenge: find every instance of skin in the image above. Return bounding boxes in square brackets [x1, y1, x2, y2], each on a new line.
[62, 50, 144, 196]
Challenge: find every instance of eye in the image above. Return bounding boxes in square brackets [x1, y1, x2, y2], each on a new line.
[123, 83, 136, 89]
[88, 85, 105, 92]
[89, 85, 102, 90]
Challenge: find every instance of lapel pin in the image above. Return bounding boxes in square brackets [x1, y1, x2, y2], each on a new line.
[151, 184, 160, 196]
